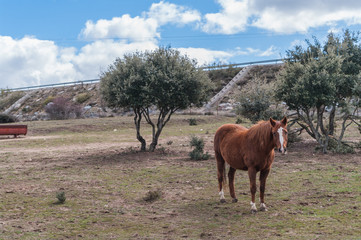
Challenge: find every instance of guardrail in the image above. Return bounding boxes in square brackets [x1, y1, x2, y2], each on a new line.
[5, 58, 286, 92]
[199, 58, 285, 71]
[7, 79, 100, 92]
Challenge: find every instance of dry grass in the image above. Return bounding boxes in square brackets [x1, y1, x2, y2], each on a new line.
[0, 115, 360, 239]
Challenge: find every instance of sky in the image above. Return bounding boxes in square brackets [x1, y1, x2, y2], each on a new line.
[1, 0, 361, 89]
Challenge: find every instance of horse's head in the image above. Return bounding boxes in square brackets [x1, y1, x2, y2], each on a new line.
[270, 117, 288, 154]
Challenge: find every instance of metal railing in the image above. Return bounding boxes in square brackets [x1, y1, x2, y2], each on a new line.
[6, 58, 286, 92]
[8, 79, 100, 92]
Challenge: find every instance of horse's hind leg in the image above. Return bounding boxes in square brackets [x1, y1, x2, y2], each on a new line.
[228, 167, 238, 203]
[215, 152, 226, 203]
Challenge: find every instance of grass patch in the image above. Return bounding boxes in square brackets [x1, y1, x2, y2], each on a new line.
[0, 115, 360, 239]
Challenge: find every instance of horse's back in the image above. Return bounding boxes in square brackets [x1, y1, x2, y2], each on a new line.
[214, 124, 247, 152]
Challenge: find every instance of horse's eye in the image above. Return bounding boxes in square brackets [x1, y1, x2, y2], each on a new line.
[273, 132, 277, 135]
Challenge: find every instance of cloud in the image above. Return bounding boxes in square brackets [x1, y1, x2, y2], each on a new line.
[177, 47, 233, 65]
[0, 36, 79, 88]
[234, 46, 278, 57]
[0, 36, 159, 88]
[202, 0, 250, 34]
[80, 1, 201, 42]
[147, 1, 201, 25]
[80, 15, 159, 42]
[201, 0, 361, 34]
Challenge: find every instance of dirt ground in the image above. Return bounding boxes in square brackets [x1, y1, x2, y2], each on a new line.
[0, 116, 360, 239]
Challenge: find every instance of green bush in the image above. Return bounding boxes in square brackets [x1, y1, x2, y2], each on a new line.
[43, 96, 55, 106]
[143, 190, 162, 202]
[189, 136, 210, 160]
[56, 191, 66, 204]
[75, 92, 92, 104]
[188, 118, 197, 126]
[0, 113, 16, 123]
[236, 77, 283, 123]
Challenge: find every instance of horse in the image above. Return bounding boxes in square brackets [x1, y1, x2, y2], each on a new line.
[214, 117, 288, 213]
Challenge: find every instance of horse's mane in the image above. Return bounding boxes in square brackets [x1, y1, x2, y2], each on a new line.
[246, 121, 272, 150]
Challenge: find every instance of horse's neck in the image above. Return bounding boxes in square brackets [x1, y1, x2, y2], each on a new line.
[247, 124, 275, 153]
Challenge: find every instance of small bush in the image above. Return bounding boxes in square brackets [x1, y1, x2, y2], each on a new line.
[75, 92, 92, 104]
[56, 191, 66, 204]
[143, 190, 162, 202]
[0, 113, 16, 123]
[45, 97, 82, 120]
[189, 136, 210, 160]
[43, 96, 55, 106]
[188, 118, 197, 126]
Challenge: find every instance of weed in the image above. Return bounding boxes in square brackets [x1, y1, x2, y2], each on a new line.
[75, 93, 92, 104]
[189, 136, 210, 160]
[56, 191, 66, 204]
[143, 190, 162, 203]
[188, 118, 197, 126]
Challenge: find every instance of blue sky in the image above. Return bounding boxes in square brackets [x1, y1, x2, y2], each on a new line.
[1, 0, 361, 89]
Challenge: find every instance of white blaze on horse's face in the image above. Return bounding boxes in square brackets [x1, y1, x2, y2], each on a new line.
[278, 127, 285, 153]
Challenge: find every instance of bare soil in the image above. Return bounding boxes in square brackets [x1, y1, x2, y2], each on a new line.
[0, 115, 360, 239]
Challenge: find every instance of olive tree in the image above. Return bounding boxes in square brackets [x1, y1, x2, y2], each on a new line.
[277, 30, 361, 153]
[100, 47, 212, 152]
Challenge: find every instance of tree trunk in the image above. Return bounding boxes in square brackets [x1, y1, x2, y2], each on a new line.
[134, 109, 146, 151]
[328, 104, 336, 136]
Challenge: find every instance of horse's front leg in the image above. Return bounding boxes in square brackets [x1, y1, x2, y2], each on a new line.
[259, 168, 270, 211]
[248, 167, 257, 213]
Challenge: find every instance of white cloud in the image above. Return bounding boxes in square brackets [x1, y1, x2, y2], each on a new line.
[202, 0, 250, 34]
[80, 15, 159, 42]
[201, 0, 361, 34]
[234, 46, 278, 57]
[0, 36, 79, 88]
[0, 36, 159, 88]
[177, 47, 233, 65]
[73, 40, 158, 77]
[147, 1, 201, 25]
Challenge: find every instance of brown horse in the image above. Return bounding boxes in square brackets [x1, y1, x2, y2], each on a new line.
[214, 117, 288, 213]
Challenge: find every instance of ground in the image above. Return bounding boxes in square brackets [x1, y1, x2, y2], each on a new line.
[0, 115, 360, 239]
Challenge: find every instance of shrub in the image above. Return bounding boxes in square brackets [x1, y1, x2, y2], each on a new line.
[236, 77, 283, 123]
[45, 97, 82, 120]
[0, 113, 16, 123]
[189, 136, 210, 160]
[75, 92, 92, 104]
[188, 118, 197, 126]
[56, 191, 66, 204]
[43, 96, 55, 106]
[143, 190, 162, 202]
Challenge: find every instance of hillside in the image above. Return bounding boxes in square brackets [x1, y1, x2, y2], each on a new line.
[0, 64, 283, 121]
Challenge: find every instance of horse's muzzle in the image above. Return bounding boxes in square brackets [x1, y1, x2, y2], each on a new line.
[278, 148, 287, 154]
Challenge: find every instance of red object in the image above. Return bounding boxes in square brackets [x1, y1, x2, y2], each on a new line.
[0, 125, 28, 137]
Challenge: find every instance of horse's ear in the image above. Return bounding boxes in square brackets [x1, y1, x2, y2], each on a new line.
[270, 118, 276, 127]
[281, 116, 287, 126]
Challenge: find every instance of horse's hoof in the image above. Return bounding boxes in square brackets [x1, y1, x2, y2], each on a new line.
[251, 209, 257, 214]
[220, 199, 226, 203]
[260, 206, 268, 212]
[232, 198, 238, 203]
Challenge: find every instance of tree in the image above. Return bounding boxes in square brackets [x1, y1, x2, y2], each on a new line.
[277, 30, 361, 153]
[100, 47, 212, 152]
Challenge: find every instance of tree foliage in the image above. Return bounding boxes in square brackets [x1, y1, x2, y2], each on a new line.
[277, 30, 361, 153]
[100, 47, 212, 151]
[237, 77, 283, 123]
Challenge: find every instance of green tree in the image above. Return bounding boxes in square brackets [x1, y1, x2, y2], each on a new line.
[277, 30, 361, 153]
[100, 47, 212, 152]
